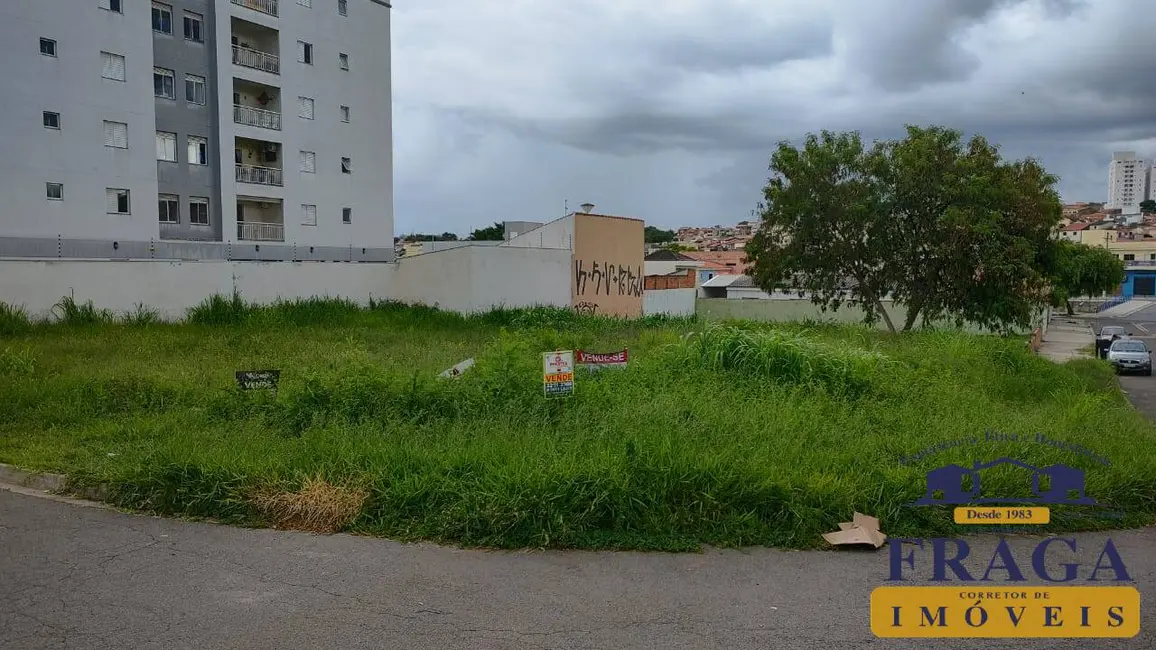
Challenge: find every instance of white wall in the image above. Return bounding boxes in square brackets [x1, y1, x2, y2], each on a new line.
[502, 215, 574, 250]
[0, 260, 390, 319]
[644, 261, 703, 276]
[643, 289, 696, 316]
[216, 0, 393, 250]
[391, 245, 571, 313]
[0, 0, 158, 240]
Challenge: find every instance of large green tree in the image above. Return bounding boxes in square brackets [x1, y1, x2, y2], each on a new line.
[467, 222, 505, 241]
[1048, 240, 1126, 315]
[746, 125, 1064, 333]
[1141, 199, 1156, 214]
[645, 226, 676, 244]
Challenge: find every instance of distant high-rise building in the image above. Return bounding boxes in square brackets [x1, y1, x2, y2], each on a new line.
[1107, 152, 1151, 215]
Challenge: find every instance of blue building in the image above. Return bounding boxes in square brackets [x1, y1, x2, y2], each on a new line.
[1121, 269, 1156, 298]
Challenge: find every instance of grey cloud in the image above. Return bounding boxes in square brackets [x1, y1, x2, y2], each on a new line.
[653, 13, 833, 73]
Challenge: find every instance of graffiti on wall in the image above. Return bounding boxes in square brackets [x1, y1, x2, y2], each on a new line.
[574, 260, 644, 298]
[573, 301, 599, 316]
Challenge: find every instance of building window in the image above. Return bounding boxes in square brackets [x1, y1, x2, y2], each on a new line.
[185, 74, 207, 105]
[153, 67, 175, 98]
[189, 197, 210, 225]
[340, 105, 350, 122]
[342, 207, 351, 224]
[297, 41, 314, 65]
[187, 135, 208, 165]
[1124, 254, 1136, 261]
[302, 203, 317, 226]
[43, 111, 60, 129]
[40, 38, 57, 57]
[103, 120, 128, 148]
[101, 51, 126, 81]
[156, 131, 177, 161]
[341, 157, 351, 174]
[183, 12, 204, 42]
[100, 0, 123, 12]
[299, 150, 316, 173]
[338, 0, 347, 15]
[152, 2, 173, 34]
[106, 188, 131, 214]
[158, 194, 180, 224]
[339, 53, 349, 70]
[297, 96, 314, 119]
[46, 183, 64, 200]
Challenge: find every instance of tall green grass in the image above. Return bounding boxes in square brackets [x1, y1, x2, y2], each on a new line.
[0, 297, 1153, 550]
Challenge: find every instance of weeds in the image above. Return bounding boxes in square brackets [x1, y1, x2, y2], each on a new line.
[0, 303, 32, 337]
[52, 296, 113, 325]
[0, 300, 1153, 550]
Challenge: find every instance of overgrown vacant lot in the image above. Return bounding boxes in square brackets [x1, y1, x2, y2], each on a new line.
[1, 297, 1154, 550]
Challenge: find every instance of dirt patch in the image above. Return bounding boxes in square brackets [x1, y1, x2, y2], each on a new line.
[251, 477, 367, 534]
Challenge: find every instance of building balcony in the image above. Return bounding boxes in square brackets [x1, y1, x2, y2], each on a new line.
[236, 163, 282, 186]
[232, 45, 280, 74]
[237, 221, 284, 242]
[231, 0, 278, 17]
[234, 104, 281, 131]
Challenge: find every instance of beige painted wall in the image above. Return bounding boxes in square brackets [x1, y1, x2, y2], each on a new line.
[571, 213, 644, 317]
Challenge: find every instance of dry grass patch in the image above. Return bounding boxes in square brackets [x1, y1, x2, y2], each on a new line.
[251, 476, 368, 533]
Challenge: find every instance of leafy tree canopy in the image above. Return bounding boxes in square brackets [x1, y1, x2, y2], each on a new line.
[1141, 199, 1156, 214]
[645, 226, 676, 244]
[745, 125, 1064, 333]
[1048, 240, 1125, 315]
[467, 222, 505, 241]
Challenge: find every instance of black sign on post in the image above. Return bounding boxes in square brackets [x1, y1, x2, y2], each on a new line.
[235, 370, 280, 391]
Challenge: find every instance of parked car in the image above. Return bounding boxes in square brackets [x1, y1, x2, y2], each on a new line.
[1107, 338, 1152, 376]
[1096, 326, 1130, 359]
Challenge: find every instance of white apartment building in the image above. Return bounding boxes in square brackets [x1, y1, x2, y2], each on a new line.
[1106, 151, 1151, 216]
[0, 0, 394, 262]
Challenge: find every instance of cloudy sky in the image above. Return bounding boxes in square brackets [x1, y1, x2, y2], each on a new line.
[390, 0, 1156, 236]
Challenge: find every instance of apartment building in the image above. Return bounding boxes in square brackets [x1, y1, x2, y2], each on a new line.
[1106, 151, 1151, 216]
[0, 0, 393, 261]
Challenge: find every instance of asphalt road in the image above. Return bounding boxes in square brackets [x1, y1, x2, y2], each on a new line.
[1094, 310, 1156, 419]
[1, 487, 1154, 650]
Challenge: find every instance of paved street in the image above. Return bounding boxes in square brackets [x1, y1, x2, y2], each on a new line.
[1094, 309, 1156, 419]
[1, 487, 1154, 650]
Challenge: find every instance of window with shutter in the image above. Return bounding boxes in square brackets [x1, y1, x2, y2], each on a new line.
[341, 157, 351, 174]
[188, 136, 208, 165]
[156, 131, 177, 161]
[299, 150, 316, 173]
[101, 52, 126, 81]
[340, 105, 350, 122]
[189, 197, 210, 225]
[342, 208, 351, 224]
[103, 121, 128, 148]
[302, 204, 317, 226]
[297, 96, 314, 119]
[185, 75, 206, 105]
[106, 189, 130, 214]
[152, 2, 173, 34]
[46, 183, 64, 200]
[100, 0, 123, 12]
[297, 41, 313, 64]
[158, 194, 180, 223]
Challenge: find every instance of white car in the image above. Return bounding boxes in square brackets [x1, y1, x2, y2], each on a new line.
[1107, 338, 1152, 376]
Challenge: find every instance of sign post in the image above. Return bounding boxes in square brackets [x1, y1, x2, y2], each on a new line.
[575, 348, 628, 371]
[542, 350, 575, 398]
[235, 370, 280, 392]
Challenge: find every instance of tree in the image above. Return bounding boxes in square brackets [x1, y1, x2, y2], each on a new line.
[467, 222, 504, 241]
[644, 226, 676, 244]
[661, 243, 695, 252]
[746, 125, 1064, 333]
[403, 232, 459, 242]
[1141, 199, 1156, 214]
[1048, 240, 1125, 315]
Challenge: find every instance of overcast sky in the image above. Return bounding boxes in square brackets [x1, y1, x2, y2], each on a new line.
[390, 0, 1156, 236]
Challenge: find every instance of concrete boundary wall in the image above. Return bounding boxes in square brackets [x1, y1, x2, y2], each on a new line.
[643, 289, 696, 316]
[390, 245, 571, 313]
[0, 260, 391, 320]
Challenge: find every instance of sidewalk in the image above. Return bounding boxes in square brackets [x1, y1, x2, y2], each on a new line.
[1037, 316, 1094, 363]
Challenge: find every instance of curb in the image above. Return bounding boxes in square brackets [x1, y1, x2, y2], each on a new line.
[0, 463, 109, 501]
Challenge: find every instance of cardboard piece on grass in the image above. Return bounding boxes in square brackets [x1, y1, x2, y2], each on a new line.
[822, 512, 887, 549]
[439, 358, 475, 378]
